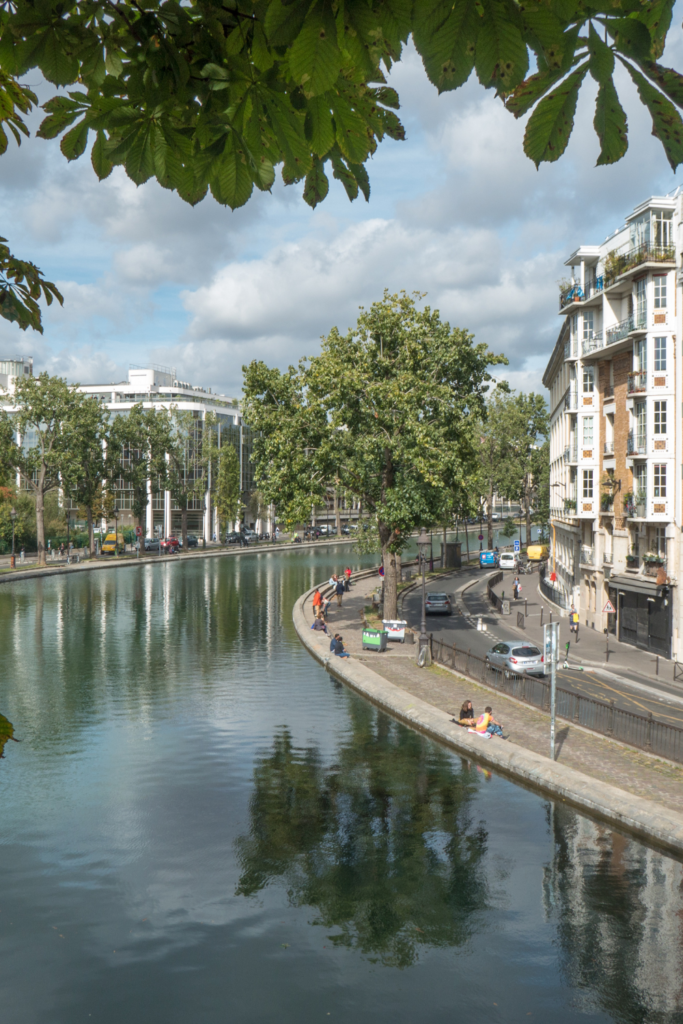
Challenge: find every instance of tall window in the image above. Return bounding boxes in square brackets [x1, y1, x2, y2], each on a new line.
[582, 310, 594, 340]
[654, 464, 667, 497]
[653, 209, 673, 246]
[634, 463, 647, 500]
[634, 338, 646, 372]
[582, 417, 593, 445]
[635, 402, 646, 448]
[634, 277, 647, 323]
[654, 275, 667, 309]
[583, 469, 594, 499]
[654, 526, 666, 556]
[654, 400, 667, 434]
[582, 366, 594, 393]
[654, 337, 667, 371]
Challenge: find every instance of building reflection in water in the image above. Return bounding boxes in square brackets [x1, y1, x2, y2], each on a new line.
[543, 804, 683, 1019]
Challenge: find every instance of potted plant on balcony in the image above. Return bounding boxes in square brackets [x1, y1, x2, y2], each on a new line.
[643, 553, 664, 566]
[626, 553, 640, 568]
[601, 494, 613, 512]
[621, 491, 634, 516]
[564, 498, 577, 512]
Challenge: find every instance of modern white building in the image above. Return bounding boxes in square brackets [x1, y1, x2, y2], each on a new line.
[543, 192, 680, 657]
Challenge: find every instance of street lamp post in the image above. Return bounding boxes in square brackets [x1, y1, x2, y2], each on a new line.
[10, 507, 17, 569]
[113, 506, 119, 555]
[417, 527, 430, 657]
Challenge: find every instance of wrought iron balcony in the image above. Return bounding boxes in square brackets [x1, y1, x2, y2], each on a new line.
[603, 551, 613, 565]
[603, 440, 614, 455]
[563, 445, 579, 463]
[580, 545, 595, 565]
[564, 390, 578, 411]
[603, 383, 614, 399]
[604, 243, 675, 287]
[626, 431, 646, 456]
[605, 309, 646, 347]
[627, 371, 647, 394]
[643, 557, 666, 578]
[559, 277, 605, 309]
[581, 331, 604, 356]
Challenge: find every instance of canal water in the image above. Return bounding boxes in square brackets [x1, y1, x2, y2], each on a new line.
[0, 546, 682, 1024]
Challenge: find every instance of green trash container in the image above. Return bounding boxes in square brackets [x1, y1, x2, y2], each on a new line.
[362, 629, 388, 652]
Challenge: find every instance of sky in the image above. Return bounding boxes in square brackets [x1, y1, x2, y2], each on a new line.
[2, 23, 683, 400]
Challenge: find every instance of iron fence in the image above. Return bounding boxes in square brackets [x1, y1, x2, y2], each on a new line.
[486, 571, 503, 612]
[539, 562, 570, 609]
[429, 635, 683, 764]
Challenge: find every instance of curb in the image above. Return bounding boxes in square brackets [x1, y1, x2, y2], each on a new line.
[293, 577, 683, 857]
[0, 536, 359, 586]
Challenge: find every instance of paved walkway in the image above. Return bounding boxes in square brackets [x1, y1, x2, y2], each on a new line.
[312, 572, 683, 809]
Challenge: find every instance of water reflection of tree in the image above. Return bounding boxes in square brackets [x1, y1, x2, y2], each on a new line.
[0, 713, 15, 757]
[543, 804, 683, 1023]
[236, 702, 490, 966]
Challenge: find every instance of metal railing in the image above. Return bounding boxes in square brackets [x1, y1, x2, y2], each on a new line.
[627, 371, 647, 394]
[604, 242, 675, 286]
[559, 277, 604, 309]
[605, 311, 646, 346]
[563, 445, 578, 463]
[486, 571, 504, 612]
[626, 431, 646, 456]
[564, 390, 578, 411]
[603, 551, 613, 565]
[603, 440, 614, 455]
[603, 383, 614, 399]
[581, 332, 603, 356]
[539, 562, 571, 609]
[580, 545, 594, 565]
[643, 558, 666, 578]
[429, 636, 683, 764]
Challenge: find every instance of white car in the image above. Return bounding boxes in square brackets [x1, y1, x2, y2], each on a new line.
[499, 552, 518, 571]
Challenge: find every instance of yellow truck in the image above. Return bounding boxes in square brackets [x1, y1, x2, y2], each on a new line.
[526, 543, 549, 562]
[101, 532, 124, 555]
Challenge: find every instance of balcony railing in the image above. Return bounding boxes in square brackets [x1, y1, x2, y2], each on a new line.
[643, 558, 666, 578]
[626, 431, 646, 456]
[605, 310, 647, 346]
[603, 440, 614, 455]
[564, 390, 578, 411]
[603, 384, 614, 399]
[580, 545, 595, 565]
[603, 551, 613, 565]
[627, 370, 647, 394]
[563, 445, 579, 463]
[559, 277, 605, 309]
[581, 331, 604, 355]
[604, 242, 675, 287]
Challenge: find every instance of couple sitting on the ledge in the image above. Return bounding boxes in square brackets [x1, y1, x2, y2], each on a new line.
[452, 700, 505, 739]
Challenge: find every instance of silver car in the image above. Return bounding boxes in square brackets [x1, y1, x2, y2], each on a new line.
[485, 642, 545, 677]
[425, 592, 452, 615]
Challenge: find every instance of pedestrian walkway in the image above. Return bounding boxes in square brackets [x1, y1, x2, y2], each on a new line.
[303, 571, 683, 810]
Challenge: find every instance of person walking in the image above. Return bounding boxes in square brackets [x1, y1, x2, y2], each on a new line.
[312, 588, 322, 618]
[344, 567, 352, 591]
[335, 576, 345, 607]
[570, 605, 580, 642]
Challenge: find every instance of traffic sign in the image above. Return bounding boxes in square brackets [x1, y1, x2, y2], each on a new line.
[514, 539, 520, 552]
[478, 534, 483, 541]
[602, 600, 616, 614]
[135, 526, 143, 537]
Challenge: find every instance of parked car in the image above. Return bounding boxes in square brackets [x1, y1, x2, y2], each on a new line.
[242, 528, 257, 540]
[179, 533, 198, 548]
[491, 513, 501, 521]
[479, 550, 499, 568]
[101, 532, 124, 555]
[526, 544, 549, 562]
[160, 536, 180, 553]
[225, 531, 241, 544]
[341, 526, 350, 535]
[425, 592, 452, 615]
[499, 552, 518, 571]
[144, 537, 160, 552]
[319, 525, 337, 536]
[485, 642, 545, 677]
[258, 532, 270, 541]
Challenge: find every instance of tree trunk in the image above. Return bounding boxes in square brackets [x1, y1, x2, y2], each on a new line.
[383, 548, 398, 619]
[487, 483, 494, 549]
[442, 523, 447, 567]
[181, 506, 188, 550]
[87, 506, 94, 557]
[36, 487, 46, 566]
[464, 517, 470, 562]
[334, 488, 342, 536]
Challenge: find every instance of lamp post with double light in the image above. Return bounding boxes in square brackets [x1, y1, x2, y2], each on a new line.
[10, 507, 17, 568]
[417, 527, 430, 656]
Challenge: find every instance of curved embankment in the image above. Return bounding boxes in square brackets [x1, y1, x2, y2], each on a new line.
[293, 575, 683, 857]
[0, 536, 358, 587]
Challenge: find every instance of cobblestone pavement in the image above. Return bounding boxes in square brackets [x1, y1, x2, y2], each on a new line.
[313, 573, 683, 806]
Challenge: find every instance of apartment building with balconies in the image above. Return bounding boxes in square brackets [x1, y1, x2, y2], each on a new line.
[543, 193, 679, 658]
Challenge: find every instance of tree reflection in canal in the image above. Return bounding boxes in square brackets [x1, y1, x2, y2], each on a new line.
[236, 697, 489, 967]
[0, 713, 14, 757]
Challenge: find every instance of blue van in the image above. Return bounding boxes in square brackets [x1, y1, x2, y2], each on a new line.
[479, 550, 499, 568]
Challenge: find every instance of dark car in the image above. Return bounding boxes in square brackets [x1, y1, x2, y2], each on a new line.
[225, 531, 241, 545]
[160, 536, 180, 553]
[178, 533, 199, 548]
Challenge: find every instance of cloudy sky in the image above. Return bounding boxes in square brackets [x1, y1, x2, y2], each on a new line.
[2, 25, 683, 399]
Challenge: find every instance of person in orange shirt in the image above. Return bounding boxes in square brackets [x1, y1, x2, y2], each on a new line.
[472, 706, 505, 738]
[312, 588, 322, 619]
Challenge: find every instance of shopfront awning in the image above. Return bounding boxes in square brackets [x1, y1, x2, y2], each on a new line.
[608, 574, 667, 596]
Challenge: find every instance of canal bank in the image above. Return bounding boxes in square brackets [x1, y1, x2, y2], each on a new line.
[293, 575, 683, 857]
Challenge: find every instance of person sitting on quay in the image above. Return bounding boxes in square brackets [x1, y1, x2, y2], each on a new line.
[452, 700, 475, 726]
[470, 706, 505, 739]
[311, 613, 327, 634]
[332, 635, 350, 659]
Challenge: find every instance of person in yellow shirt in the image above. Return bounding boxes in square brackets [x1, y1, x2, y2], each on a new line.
[473, 706, 504, 738]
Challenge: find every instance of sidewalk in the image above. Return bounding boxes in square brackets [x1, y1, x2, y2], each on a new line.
[309, 572, 683, 810]
[484, 573, 673, 687]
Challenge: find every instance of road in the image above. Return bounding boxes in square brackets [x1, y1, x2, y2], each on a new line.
[402, 566, 683, 729]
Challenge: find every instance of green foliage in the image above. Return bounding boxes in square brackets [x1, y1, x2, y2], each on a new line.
[215, 442, 242, 535]
[500, 516, 517, 539]
[0, 486, 35, 550]
[0, 236, 62, 333]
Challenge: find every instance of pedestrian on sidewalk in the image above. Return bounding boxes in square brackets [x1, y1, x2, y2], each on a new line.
[570, 605, 580, 642]
[312, 588, 322, 618]
[335, 577, 345, 606]
[344, 567, 351, 591]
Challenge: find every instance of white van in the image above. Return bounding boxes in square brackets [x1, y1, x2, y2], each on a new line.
[499, 552, 518, 571]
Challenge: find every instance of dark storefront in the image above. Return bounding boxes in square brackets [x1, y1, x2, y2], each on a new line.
[608, 575, 673, 658]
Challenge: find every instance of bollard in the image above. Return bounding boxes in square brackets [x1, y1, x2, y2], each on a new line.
[540, 608, 544, 627]
[605, 632, 609, 663]
[550, 611, 553, 624]
[525, 598, 528, 616]
[656, 655, 659, 676]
